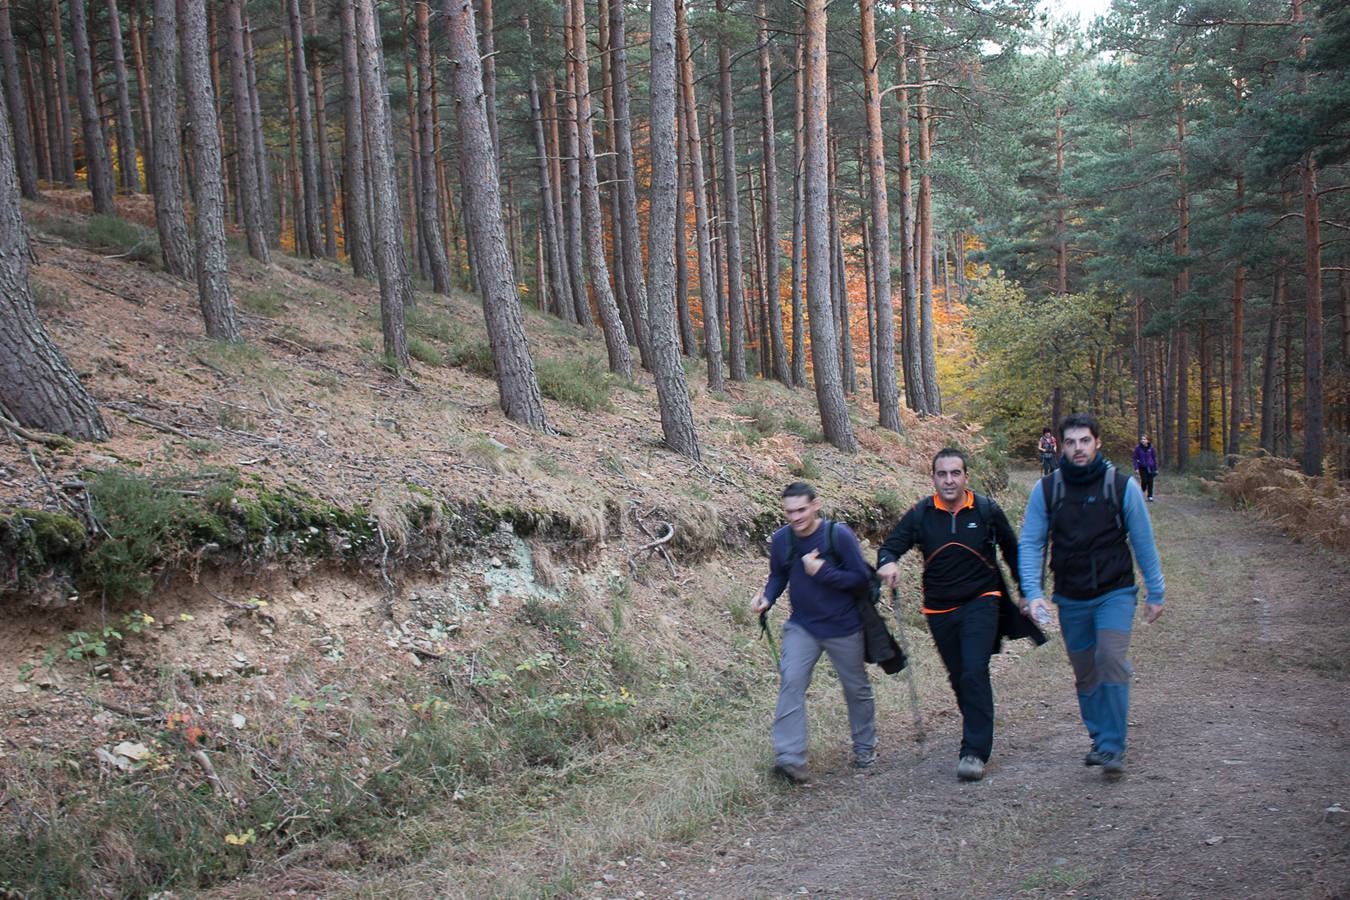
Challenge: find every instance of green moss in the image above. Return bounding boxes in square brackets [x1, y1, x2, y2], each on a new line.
[0, 510, 87, 597]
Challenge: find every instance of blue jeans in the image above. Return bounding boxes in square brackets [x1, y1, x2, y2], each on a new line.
[771, 621, 875, 767]
[1054, 587, 1137, 756]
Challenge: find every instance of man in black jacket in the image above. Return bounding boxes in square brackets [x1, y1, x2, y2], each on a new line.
[876, 448, 1032, 781]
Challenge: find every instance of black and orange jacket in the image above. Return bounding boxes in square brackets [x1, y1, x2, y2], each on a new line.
[877, 490, 1020, 609]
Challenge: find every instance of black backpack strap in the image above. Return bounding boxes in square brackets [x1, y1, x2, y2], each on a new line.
[1042, 469, 1064, 530]
[1103, 464, 1127, 533]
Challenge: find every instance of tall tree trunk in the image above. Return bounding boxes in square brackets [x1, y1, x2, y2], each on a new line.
[789, 33, 805, 387]
[338, 0, 374, 276]
[287, 0, 322, 256]
[106, 0, 139, 191]
[0, 0, 38, 198]
[354, 0, 412, 367]
[597, 0, 633, 347]
[414, 0, 451, 292]
[1135, 292, 1147, 439]
[527, 63, 568, 318]
[803, 0, 855, 451]
[609, 0, 654, 367]
[149, 0, 193, 278]
[1199, 318, 1212, 454]
[716, 0, 747, 381]
[829, 135, 855, 395]
[757, 0, 789, 386]
[50, 0, 75, 183]
[180, 0, 242, 342]
[478, 0, 499, 158]
[226, 0, 270, 263]
[0, 81, 107, 439]
[569, 0, 631, 377]
[1228, 179, 1245, 456]
[644, 0, 699, 457]
[860, 0, 899, 429]
[896, 23, 922, 411]
[128, 0, 153, 183]
[443, 0, 548, 428]
[240, 12, 275, 246]
[675, 91, 696, 356]
[914, 20, 939, 414]
[22, 45, 52, 183]
[543, 69, 577, 323]
[1174, 78, 1190, 471]
[69, 0, 115, 213]
[307, 0, 335, 257]
[677, 0, 724, 392]
[283, 30, 306, 255]
[559, 14, 592, 328]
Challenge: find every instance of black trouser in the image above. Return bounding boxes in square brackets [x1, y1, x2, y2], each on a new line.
[1041, 453, 1056, 476]
[926, 594, 999, 762]
[1139, 469, 1155, 498]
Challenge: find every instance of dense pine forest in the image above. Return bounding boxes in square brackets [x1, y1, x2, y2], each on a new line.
[0, 0, 1346, 473]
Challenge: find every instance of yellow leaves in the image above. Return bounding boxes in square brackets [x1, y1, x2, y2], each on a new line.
[224, 828, 256, 846]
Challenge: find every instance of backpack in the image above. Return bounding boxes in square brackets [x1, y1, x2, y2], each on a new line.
[1041, 464, 1128, 534]
[787, 520, 882, 609]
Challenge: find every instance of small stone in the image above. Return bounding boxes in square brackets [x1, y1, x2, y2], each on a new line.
[231, 713, 247, 729]
[1204, 835, 1224, 846]
[113, 741, 151, 761]
[490, 556, 503, 568]
[406, 652, 422, 667]
[11, 683, 29, 694]
[1325, 804, 1347, 825]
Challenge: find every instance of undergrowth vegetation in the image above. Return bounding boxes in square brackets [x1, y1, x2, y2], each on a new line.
[1219, 454, 1350, 553]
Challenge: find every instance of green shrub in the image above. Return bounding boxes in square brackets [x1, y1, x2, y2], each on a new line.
[409, 337, 444, 366]
[83, 214, 159, 263]
[405, 307, 454, 342]
[240, 289, 288, 317]
[734, 401, 780, 442]
[449, 340, 495, 378]
[536, 356, 612, 411]
[784, 415, 824, 443]
[791, 452, 822, 481]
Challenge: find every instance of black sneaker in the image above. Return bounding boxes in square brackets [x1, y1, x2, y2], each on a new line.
[1100, 751, 1125, 777]
[1084, 745, 1106, 767]
[852, 748, 877, 769]
[773, 763, 809, 784]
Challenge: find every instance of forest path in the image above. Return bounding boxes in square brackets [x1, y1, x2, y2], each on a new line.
[590, 475, 1350, 898]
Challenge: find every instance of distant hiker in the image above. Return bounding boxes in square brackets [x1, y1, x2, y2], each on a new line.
[751, 482, 877, 782]
[1132, 435, 1158, 502]
[1019, 413, 1165, 778]
[876, 448, 1045, 782]
[1038, 428, 1059, 476]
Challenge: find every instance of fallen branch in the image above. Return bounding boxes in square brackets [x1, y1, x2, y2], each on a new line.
[191, 749, 228, 797]
[118, 410, 194, 439]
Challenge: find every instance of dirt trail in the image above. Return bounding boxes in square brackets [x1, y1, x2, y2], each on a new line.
[591, 479, 1350, 898]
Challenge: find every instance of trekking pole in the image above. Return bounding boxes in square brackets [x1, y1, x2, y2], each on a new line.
[890, 587, 926, 742]
[759, 610, 780, 668]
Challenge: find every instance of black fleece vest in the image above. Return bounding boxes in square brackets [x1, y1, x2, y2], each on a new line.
[1049, 472, 1133, 600]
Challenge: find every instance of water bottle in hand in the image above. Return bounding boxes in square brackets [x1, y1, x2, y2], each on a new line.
[1033, 604, 1053, 626]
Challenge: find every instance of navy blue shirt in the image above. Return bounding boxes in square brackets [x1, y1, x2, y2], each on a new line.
[762, 518, 870, 639]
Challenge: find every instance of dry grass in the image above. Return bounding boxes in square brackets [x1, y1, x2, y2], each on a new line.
[1218, 454, 1350, 553]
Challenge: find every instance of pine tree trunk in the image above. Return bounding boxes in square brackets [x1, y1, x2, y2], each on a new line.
[128, 0, 153, 183]
[283, 30, 306, 255]
[414, 0, 451, 292]
[0, 82, 107, 439]
[803, 0, 855, 451]
[286, 0, 322, 256]
[240, 13, 275, 246]
[306, 0, 335, 257]
[1135, 292, 1147, 440]
[789, 33, 805, 387]
[149, 0, 193, 279]
[559, 13, 592, 328]
[676, 0, 724, 392]
[914, 20, 939, 414]
[1174, 82, 1190, 470]
[50, 0, 75, 183]
[543, 70, 577, 323]
[526, 57, 569, 318]
[829, 138, 855, 395]
[0, 0, 38, 198]
[860, 0, 899, 429]
[338, 0, 374, 276]
[756, 0, 789, 386]
[226, 0, 270, 263]
[716, 0, 747, 381]
[443, 0, 548, 428]
[106, 0, 139, 192]
[21, 46, 52, 182]
[1199, 318, 1212, 454]
[478, 0, 498, 158]
[354, 0, 411, 366]
[609, 0, 654, 368]
[180, 0, 241, 342]
[644, 0, 699, 457]
[675, 108, 696, 356]
[896, 23, 922, 411]
[569, 0, 631, 377]
[69, 0, 115, 213]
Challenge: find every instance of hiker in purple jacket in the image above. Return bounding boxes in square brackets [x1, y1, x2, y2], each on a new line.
[1132, 436, 1158, 501]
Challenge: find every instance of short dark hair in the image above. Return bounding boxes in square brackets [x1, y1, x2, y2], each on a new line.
[1059, 412, 1100, 442]
[931, 448, 967, 474]
[1042, 427, 1053, 435]
[782, 481, 816, 501]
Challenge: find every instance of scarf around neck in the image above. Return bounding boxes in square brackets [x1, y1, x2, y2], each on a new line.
[1059, 452, 1107, 485]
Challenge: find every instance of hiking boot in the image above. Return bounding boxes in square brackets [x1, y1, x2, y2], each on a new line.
[852, 748, 877, 770]
[1100, 752, 1125, 777]
[773, 762, 809, 784]
[957, 755, 985, 781]
[1084, 745, 1106, 767]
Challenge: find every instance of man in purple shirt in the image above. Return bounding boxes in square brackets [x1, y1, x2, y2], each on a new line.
[751, 482, 877, 782]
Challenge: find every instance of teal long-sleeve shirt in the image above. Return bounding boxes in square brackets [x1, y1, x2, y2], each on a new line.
[1017, 474, 1165, 605]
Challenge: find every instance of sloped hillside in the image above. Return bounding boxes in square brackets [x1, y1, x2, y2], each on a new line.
[1, 196, 1001, 896]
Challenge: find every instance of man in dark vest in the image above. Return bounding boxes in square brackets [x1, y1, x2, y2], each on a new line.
[751, 482, 877, 783]
[1019, 413, 1165, 777]
[876, 448, 1041, 782]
